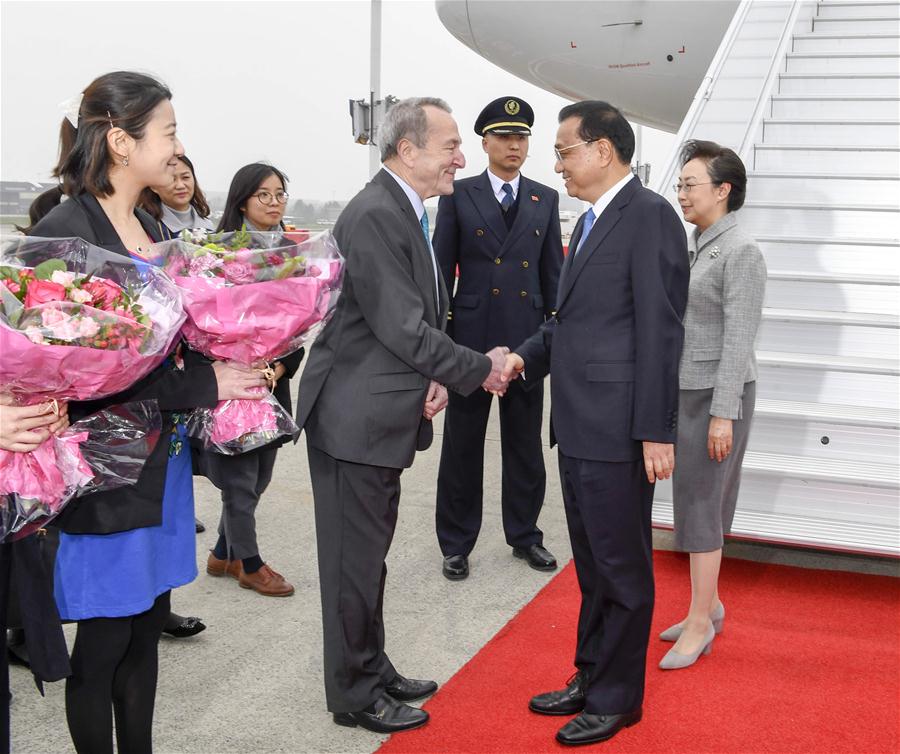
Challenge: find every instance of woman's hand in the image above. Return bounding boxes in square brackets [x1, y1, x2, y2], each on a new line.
[267, 362, 287, 390]
[0, 395, 68, 452]
[708, 416, 733, 462]
[212, 361, 268, 401]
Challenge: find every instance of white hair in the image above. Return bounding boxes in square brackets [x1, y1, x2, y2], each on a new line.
[379, 97, 452, 162]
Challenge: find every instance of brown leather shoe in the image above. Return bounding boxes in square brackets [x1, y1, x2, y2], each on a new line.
[238, 563, 294, 597]
[206, 553, 241, 579]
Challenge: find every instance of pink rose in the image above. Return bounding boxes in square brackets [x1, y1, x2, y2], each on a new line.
[24, 280, 67, 308]
[265, 252, 283, 267]
[1, 278, 21, 295]
[77, 317, 100, 338]
[222, 261, 256, 285]
[82, 279, 124, 309]
[41, 307, 67, 328]
[50, 270, 77, 287]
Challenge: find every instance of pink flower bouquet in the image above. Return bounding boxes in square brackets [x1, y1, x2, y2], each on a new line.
[0, 236, 186, 534]
[151, 228, 343, 454]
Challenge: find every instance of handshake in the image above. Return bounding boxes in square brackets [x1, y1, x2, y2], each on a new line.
[482, 346, 526, 396]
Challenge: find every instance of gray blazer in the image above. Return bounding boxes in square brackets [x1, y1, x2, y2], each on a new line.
[678, 212, 767, 419]
[296, 170, 491, 469]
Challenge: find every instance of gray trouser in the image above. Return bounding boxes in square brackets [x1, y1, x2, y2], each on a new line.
[197, 446, 278, 560]
[306, 444, 399, 713]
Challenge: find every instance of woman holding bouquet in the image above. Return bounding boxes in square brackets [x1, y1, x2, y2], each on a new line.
[195, 162, 303, 597]
[140, 154, 215, 235]
[28, 71, 266, 754]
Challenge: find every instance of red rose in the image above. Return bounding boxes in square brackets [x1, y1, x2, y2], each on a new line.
[82, 279, 124, 309]
[24, 279, 67, 308]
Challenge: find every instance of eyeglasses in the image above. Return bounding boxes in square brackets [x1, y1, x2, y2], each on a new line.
[253, 190, 289, 205]
[554, 140, 596, 162]
[673, 182, 715, 194]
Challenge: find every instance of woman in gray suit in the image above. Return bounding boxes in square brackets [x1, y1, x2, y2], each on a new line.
[659, 140, 766, 670]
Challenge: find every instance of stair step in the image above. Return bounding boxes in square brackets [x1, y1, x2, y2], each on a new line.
[755, 236, 900, 278]
[812, 17, 900, 34]
[762, 307, 900, 327]
[757, 350, 900, 375]
[793, 32, 900, 53]
[748, 171, 900, 203]
[786, 51, 900, 75]
[770, 94, 900, 118]
[816, 2, 900, 21]
[766, 270, 898, 285]
[764, 275, 900, 315]
[752, 143, 900, 171]
[741, 450, 898, 488]
[778, 72, 900, 94]
[741, 201, 899, 238]
[762, 118, 900, 146]
[754, 398, 900, 429]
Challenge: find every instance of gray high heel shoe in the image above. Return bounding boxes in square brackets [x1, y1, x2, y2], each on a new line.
[658, 624, 715, 670]
[659, 602, 724, 642]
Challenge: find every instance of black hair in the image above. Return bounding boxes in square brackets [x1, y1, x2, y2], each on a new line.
[217, 162, 289, 232]
[54, 71, 173, 198]
[558, 101, 635, 163]
[16, 185, 66, 233]
[139, 154, 210, 221]
[679, 139, 747, 212]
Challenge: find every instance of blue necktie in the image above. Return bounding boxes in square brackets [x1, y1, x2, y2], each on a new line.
[500, 183, 514, 213]
[420, 211, 430, 246]
[574, 208, 596, 256]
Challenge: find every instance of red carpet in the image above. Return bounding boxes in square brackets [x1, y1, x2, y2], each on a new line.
[379, 551, 900, 753]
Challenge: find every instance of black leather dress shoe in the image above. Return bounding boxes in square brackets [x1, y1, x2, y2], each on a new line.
[442, 554, 469, 580]
[513, 544, 558, 571]
[529, 671, 586, 715]
[162, 613, 207, 639]
[6, 629, 29, 669]
[385, 673, 438, 702]
[556, 709, 642, 746]
[195, 518, 205, 533]
[333, 692, 429, 733]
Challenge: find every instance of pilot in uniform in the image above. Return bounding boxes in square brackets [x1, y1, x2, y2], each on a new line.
[433, 97, 564, 580]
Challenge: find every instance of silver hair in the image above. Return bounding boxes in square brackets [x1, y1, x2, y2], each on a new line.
[379, 97, 452, 162]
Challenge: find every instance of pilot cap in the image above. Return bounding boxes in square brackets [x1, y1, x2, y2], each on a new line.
[475, 97, 534, 136]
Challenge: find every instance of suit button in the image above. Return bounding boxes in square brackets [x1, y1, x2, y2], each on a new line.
[534, 229, 541, 236]
[494, 257, 501, 265]
[476, 229, 484, 237]
[522, 261, 529, 268]
[492, 288, 500, 296]
[520, 291, 527, 297]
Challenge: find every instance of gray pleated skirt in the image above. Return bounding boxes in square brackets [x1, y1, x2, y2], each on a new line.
[672, 382, 756, 552]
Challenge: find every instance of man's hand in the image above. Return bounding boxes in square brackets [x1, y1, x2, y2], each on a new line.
[482, 346, 510, 395]
[423, 381, 448, 420]
[642, 441, 674, 484]
[708, 417, 733, 462]
[500, 353, 525, 385]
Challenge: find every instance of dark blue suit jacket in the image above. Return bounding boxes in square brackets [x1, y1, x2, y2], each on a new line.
[433, 171, 563, 353]
[516, 176, 689, 462]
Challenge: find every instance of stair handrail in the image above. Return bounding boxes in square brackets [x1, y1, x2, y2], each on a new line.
[737, 0, 807, 162]
[652, 0, 754, 196]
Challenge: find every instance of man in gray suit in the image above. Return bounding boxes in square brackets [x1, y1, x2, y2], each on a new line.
[296, 97, 508, 734]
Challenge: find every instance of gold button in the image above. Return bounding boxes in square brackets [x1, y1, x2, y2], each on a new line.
[520, 290, 527, 297]
[494, 257, 501, 265]
[534, 229, 541, 236]
[492, 288, 500, 296]
[522, 261, 529, 268]
[476, 229, 484, 237]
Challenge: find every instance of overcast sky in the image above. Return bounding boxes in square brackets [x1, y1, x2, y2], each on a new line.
[1, 0, 675, 203]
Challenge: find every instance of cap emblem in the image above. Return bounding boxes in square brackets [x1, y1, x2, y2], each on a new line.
[504, 99, 520, 115]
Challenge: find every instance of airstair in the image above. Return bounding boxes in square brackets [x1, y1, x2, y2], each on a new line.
[653, 0, 900, 555]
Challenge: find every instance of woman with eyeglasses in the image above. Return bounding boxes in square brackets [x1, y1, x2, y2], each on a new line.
[196, 162, 302, 596]
[659, 140, 766, 671]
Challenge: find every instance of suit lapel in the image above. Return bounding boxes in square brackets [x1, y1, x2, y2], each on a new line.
[556, 176, 641, 311]
[372, 170, 440, 322]
[501, 175, 538, 253]
[467, 171, 507, 248]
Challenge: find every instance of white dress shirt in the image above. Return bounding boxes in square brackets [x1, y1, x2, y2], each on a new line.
[487, 169, 521, 205]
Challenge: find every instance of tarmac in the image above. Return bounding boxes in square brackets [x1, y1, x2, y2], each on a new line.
[9, 377, 898, 753]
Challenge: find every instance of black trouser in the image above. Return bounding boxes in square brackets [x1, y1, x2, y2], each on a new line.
[435, 379, 546, 556]
[558, 451, 655, 715]
[307, 445, 399, 713]
[66, 590, 171, 754]
[1, 545, 9, 754]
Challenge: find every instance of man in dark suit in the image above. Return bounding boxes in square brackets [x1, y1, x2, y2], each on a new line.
[501, 101, 689, 746]
[296, 97, 509, 735]
[433, 97, 564, 581]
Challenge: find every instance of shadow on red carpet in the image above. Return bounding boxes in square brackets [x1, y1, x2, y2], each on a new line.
[378, 550, 899, 753]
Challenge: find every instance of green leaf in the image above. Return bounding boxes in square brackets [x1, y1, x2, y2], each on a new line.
[33, 259, 67, 280]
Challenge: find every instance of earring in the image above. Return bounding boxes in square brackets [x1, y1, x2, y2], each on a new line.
[122, 156, 129, 167]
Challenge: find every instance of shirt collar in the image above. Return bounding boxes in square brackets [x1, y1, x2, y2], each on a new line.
[487, 169, 520, 199]
[589, 171, 634, 220]
[383, 165, 426, 221]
